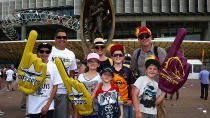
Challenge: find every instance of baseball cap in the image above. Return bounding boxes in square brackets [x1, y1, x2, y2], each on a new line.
[87, 53, 100, 60]
[100, 66, 114, 77]
[110, 44, 125, 55]
[136, 26, 152, 38]
[94, 38, 105, 46]
[37, 43, 52, 52]
[145, 56, 161, 70]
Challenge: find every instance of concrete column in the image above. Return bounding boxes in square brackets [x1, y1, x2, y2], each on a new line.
[58, 0, 65, 6]
[77, 30, 81, 40]
[51, 0, 58, 7]
[171, 0, 178, 13]
[0, 3, 2, 20]
[22, 0, 29, 9]
[189, 0, 195, 13]
[74, 0, 82, 15]
[152, 0, 160, 13]
[21, 25, 26, 41]
[15, 0, 22, 10]
[112, 0, 116, 12]
[134, 0, 142, 13]
[2, 1, 9, 18]
[161, 0, 169, 13]
[43, 0, 51, 7]
[66, 0, 74, 6]
[180, 0, 187, 13]
[116, 0, 124, 13]
[141, 21, 146, 26]
[208, 0, 210, 12]
[208, 22, 210, 41]
[9, 1, 15, 15]
[29, 0, 36, 8]
[125, 0, 133, 13]
[36, 0, 43, 8]
[198, 0, 205, 13]
[143, 0, 152, 13]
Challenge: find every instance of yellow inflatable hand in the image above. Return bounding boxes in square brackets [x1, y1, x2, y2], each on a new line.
[17, 30, 47, 94]
[55, 58, 93, 115]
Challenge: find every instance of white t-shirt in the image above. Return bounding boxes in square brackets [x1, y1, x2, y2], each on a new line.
[134, 76, 161, 115]
[6, 69, 14, 81]
[78, 73, 102, 115]
[78, 73, 102, 95]
[28, 61, 63, 114]
[49, 46, 77, 94]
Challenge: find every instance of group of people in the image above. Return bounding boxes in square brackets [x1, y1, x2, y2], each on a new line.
[5, 26, 174, 118]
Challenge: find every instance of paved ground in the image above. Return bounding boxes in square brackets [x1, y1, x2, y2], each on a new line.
[0, 79, 209, 118]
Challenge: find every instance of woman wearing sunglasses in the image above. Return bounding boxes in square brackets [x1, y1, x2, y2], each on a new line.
[93, 38, 113, 72]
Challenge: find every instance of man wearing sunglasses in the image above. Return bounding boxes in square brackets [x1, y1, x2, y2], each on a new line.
[49, 29, 77, 118]
[130, 26, 167, 118]
[94, 38, 113, 72]
[27, 43, 62, 118]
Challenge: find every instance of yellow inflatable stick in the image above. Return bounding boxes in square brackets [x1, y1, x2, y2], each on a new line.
[55, 58, 93, 115]
[17, 30, 47, 94]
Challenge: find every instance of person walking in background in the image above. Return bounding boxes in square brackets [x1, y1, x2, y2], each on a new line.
[170, 90, 179, 100]
[6, 66, 14, 91]
[199, 66, 209, 100]
[131, 26, 167, 118]
[0, 69, 3, 89]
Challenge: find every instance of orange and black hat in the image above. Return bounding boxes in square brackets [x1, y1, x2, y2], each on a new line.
[136, 26, 152, 38]
[145, 56, 161, 70]
[110, 44, 125, 55]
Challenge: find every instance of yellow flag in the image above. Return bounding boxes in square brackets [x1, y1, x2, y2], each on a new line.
[202, 49, 204, 62]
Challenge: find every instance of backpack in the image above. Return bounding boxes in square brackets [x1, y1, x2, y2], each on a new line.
[136, 46, 159, 61]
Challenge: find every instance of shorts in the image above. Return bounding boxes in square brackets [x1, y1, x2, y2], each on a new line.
[54, 94, 68, 118]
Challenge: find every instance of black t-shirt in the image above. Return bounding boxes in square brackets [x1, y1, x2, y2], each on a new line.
[97, 58, 111, 72]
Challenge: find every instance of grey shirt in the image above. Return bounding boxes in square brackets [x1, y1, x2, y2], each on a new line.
[131, 45, 167, 77]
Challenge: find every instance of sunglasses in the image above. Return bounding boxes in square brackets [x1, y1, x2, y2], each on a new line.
[113, 54, 123, 57]
[56, 36, 68, 40]
[138, 33, 151, 40]
[39, 50, 51, 54]
[95, 46, 105, 49]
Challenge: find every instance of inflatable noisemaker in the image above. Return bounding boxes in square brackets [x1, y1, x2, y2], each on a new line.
[55, 58, 93, 115]
[17, 30, 47, 94]
[159, 28, 191, 94]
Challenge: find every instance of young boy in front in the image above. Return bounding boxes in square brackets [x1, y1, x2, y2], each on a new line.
[132, 56, 166, 118]
[94, 66, 124, 118]
[110, 44, 136, 118]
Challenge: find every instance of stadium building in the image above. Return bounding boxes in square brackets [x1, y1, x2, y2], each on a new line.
[0, 0, 209, 72]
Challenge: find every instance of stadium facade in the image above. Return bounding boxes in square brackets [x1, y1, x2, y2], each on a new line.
[0, 0, 210, 69]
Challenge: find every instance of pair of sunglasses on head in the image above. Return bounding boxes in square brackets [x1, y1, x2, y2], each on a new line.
[138, 33, 151, 40]
[56, 36, 68, 40]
